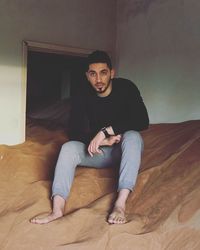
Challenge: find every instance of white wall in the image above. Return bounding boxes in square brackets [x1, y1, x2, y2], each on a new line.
[1, 0, 200, 145]
[0, 0, 116, 145]
[116, 0, 200, 123]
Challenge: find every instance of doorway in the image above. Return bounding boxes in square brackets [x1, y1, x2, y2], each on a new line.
[27, 50, 87, 111]
[23, 40, 93, 135]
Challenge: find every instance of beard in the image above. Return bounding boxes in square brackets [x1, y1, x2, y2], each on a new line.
[95, 78, 112, 94]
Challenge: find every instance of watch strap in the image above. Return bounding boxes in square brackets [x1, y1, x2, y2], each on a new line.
[101, 127, 110, 138]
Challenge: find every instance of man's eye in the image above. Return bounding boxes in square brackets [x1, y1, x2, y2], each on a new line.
[101, 71, 108, 76]
[89, 72, 96, 77]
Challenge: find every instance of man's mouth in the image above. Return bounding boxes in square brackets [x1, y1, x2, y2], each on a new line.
[96, 84, 104, 90]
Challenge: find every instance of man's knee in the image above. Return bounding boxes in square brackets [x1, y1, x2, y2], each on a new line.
[121, 130, 143, 148]
[61, 141, 84, 154]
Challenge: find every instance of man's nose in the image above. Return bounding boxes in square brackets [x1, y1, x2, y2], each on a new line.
[96, 73, 101, 82]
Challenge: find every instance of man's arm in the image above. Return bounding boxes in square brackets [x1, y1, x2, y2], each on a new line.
[111, 80, 149, 135]
[87, 80, 149, 156]
[87, 127, 120, 156]
[100, 134, 121, 146]
[68, 94, 89, 144]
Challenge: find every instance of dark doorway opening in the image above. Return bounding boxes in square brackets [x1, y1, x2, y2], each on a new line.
[27, 51, 88, 113]
[26, 51, 88, 129]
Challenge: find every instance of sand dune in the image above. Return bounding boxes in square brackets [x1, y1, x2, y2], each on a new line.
[0, 120, 199, 250]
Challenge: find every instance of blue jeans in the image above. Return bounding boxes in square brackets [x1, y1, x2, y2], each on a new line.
[52, 130, 144, 200]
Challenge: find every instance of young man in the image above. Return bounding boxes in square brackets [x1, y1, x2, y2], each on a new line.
[31, 50, 149, 225]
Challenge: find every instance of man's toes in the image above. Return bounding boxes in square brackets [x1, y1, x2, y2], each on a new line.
[108, 216, 118, 224]
[30, 216, 48, 224]
[108, 215, 127, 224]
[30, 218, 37, 223]
[108, 216, 114, 224]
[31, 218, 40, 224]
[108, 207, 127, 224]
[116, 218, 122, 224]
[115, 217, 123, 224]
[119, 217, 126, 224]
[119, 216, 127, 224]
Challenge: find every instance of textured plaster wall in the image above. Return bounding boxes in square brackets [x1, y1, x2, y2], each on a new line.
[1, 0, 199, 144]
[116, 0, 200, 123]
[0, 0, 116, 144]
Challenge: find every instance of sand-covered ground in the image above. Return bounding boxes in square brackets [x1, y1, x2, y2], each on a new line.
[0, 120, 200, 250]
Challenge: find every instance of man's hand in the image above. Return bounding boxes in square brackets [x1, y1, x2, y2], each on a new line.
[88, 133, 121, 157]
[88, 131, 105, 157]
[100, 135, 121, 147]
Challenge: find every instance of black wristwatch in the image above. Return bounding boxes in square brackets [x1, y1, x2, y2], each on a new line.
[101, 127, 110, 138]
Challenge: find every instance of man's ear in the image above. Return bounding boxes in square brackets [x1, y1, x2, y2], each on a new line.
[111, 69, 115, 79]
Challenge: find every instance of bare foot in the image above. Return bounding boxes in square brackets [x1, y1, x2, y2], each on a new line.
[30, 211, 63, 224]
[108, 206, 127, 224]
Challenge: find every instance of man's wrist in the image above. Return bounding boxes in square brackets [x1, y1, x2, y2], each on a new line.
[100, 127, 110, 138]
[106, 126, 115, 136]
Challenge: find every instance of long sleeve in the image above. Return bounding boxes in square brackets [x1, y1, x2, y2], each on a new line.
[68, 94, 90, 144]
[69, 78, 149, 142]
[111, 79, 149, 135]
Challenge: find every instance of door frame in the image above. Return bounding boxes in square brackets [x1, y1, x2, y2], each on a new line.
[21, 40, 94, 140]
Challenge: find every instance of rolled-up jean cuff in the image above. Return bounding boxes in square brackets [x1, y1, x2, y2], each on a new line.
[117, 182, 134, 192]
[51, 191, 68, 201]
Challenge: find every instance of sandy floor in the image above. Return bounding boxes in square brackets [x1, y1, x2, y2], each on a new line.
[0, 120, 200, 250]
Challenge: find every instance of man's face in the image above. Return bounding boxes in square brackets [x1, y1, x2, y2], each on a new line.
[86, 63, 115, 97]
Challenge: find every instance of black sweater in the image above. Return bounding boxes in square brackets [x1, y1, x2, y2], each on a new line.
[69, 78, 149, 144]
